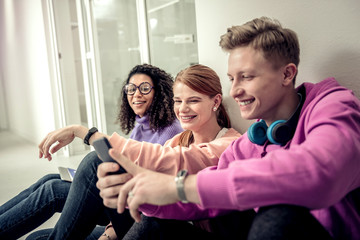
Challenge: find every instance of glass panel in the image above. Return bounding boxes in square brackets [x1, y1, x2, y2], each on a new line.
[92, 0, 141, 136]
[79, 0, 100, 129]
[69, 0, 88, 128]
[52, 0, 89, 154]
[146, 0, 199, 76]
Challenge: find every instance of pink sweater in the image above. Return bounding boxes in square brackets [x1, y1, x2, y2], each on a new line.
[109, 128, 241, 176]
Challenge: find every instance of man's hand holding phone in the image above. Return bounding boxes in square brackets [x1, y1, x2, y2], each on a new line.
[94, 137, 132, 208]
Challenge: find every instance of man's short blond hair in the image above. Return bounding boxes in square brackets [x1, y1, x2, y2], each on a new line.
[220, 17, 300, 83]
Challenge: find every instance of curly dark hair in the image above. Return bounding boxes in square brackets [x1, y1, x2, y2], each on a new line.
[117, 64, 177, 135]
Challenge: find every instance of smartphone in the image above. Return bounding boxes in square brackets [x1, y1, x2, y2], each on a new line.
[93, 137, 127, 174]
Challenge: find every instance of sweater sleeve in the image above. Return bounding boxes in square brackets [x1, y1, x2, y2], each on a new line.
[109, 128, 240, 175]
[198, 90, 360, 211]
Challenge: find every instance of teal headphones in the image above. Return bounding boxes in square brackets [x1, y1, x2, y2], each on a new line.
[248, 91, 304, 146]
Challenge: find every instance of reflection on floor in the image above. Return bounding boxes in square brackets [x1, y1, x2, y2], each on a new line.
[0, 131, 88, 239]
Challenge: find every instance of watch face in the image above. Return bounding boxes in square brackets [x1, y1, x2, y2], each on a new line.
[178, 169, 188, 177]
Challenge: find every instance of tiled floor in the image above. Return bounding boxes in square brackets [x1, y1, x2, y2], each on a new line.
[0, 131, 87, 239]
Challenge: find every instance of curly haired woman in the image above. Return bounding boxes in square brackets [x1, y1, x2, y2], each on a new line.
[0, 64, 183, 240]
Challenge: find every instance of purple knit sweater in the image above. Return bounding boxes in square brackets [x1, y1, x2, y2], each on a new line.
[129, 115, 183, 145]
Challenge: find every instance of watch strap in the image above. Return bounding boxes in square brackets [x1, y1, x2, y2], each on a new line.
[84, 127, 98, 145]
[175, 169, 189, 203]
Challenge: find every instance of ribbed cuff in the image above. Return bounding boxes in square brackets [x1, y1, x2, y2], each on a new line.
[197, 169, 235, 209]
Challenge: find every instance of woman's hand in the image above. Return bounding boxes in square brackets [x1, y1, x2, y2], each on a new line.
[107, 149, 179, 222]
[38, 125, 79, 161]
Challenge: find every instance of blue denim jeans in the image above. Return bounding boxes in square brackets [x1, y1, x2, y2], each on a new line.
[0, 174, 70, 239]
[0, 151, 109, 240]
[26, 151, 127, 240]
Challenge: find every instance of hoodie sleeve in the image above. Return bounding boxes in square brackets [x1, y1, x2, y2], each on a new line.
[138, 164, 236, 220]
[198, 89, 360, 211]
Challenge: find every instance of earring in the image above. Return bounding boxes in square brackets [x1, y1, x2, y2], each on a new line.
[213, 107, 217, 111]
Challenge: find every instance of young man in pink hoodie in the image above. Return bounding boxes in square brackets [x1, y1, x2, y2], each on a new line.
[99, 17, 360, 239]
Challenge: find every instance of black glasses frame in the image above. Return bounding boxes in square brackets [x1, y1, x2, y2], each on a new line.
[124, 82, 154, 95]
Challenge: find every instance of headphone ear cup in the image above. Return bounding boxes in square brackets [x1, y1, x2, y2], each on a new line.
[267, 120, 287, 145]
[248, 120, 268, 145]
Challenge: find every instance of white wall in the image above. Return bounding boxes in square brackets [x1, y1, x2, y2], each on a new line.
[1, 0, 359, 142]
[0, 0, 56, 143]
[195, 0, 360, 133]
[0, 54, 8, 130]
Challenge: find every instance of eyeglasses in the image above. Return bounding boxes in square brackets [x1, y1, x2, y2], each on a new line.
[124, 82, 154, 95]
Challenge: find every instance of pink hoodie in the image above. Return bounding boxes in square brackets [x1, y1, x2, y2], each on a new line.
[140, 78, 360, 239]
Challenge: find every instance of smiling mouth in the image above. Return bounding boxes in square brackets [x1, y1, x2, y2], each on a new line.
[239, 99, 255, 106]
[133, 101, 146, 105]
[181, 116, 196, 120]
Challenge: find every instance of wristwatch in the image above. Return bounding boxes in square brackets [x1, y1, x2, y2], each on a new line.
[84, 127, 98, 145]
[175, 169, 189, 203]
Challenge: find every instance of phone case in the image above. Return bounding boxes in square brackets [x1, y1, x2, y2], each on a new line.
[93, 137, 127, 174]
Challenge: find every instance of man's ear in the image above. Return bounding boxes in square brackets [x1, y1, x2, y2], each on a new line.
[282, 63, 297, 86]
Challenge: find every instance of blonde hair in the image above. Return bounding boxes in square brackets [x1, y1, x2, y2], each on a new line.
[220, 17, 300, 83]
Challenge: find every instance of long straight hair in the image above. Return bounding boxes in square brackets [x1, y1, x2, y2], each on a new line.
[176, 64, 231, 147]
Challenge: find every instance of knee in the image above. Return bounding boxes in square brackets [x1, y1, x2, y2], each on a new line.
[38, 173, 61, 184]
[74, 151, 102, 180]
[248, 204, 311, 240]
[42, 178, 70, 195]
[79, 151, 101, 170]
[34, 179, 70, 209]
